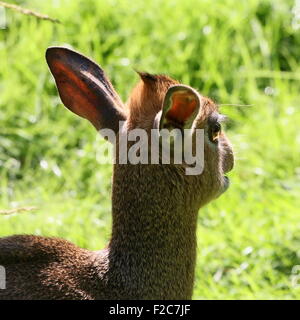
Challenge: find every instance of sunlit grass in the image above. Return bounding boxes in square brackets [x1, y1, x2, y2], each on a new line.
[0, 0, 300, 299]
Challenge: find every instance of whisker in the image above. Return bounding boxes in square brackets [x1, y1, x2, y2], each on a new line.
[218, 104, 254, 107]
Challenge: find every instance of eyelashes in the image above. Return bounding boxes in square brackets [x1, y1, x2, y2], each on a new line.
[218, 114, 228, 123]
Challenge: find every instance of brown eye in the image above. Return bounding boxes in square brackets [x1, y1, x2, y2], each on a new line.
[209, 122, 221, 143]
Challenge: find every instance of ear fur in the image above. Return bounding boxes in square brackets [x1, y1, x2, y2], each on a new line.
[159, 85, 201, 130]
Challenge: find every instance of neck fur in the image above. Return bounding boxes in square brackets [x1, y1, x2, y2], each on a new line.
[105, 164, 199, 299]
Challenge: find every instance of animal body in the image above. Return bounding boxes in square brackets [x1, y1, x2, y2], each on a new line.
[0, 47, 234, 299]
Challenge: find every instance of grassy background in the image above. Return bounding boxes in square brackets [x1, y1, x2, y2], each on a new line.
[0, 0, 300, 299]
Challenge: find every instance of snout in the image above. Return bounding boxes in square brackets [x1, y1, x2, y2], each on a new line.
[223, 149, 234, 174]
[219, 139, 234, 196]
[221, 137, 234, 174]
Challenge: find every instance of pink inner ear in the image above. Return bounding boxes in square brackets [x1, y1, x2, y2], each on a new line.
[51, 60, 101, 129]
[166, 91, 198, 124]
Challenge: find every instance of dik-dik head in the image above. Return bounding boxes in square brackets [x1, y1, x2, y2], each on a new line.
[46, 47, 234, 209]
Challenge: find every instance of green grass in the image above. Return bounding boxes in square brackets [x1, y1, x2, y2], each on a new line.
[0, 0, 300, 299]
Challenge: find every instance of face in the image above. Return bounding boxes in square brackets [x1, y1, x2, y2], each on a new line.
[128, 78, 234, 205]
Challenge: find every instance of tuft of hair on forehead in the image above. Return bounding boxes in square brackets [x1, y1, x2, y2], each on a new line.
[126, 71, 218, 129]
[136, 71, 176, 84]
[126, 71, 179, 128]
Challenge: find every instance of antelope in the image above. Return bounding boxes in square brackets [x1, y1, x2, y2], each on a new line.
[0, 47, 234, 299]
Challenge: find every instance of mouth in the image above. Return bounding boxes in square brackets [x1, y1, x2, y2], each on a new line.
[215, 176, 230, 199]
[223, 175, 230, 190]
[219, 175, 230, 195]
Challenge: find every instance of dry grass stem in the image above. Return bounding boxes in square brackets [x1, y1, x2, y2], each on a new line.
[0, 1, 60, 23]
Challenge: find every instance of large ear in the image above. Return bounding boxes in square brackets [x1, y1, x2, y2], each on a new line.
[159, 85, 201, 130]
[46, 47, 126, 132]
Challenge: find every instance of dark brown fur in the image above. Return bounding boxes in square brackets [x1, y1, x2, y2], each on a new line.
[0, 61, 233, 300]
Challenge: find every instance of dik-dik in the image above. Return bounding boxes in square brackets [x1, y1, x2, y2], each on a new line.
[0, 47, 234, 300]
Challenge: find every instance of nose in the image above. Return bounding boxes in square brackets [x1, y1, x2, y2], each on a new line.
[222, 146, 234, 174]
